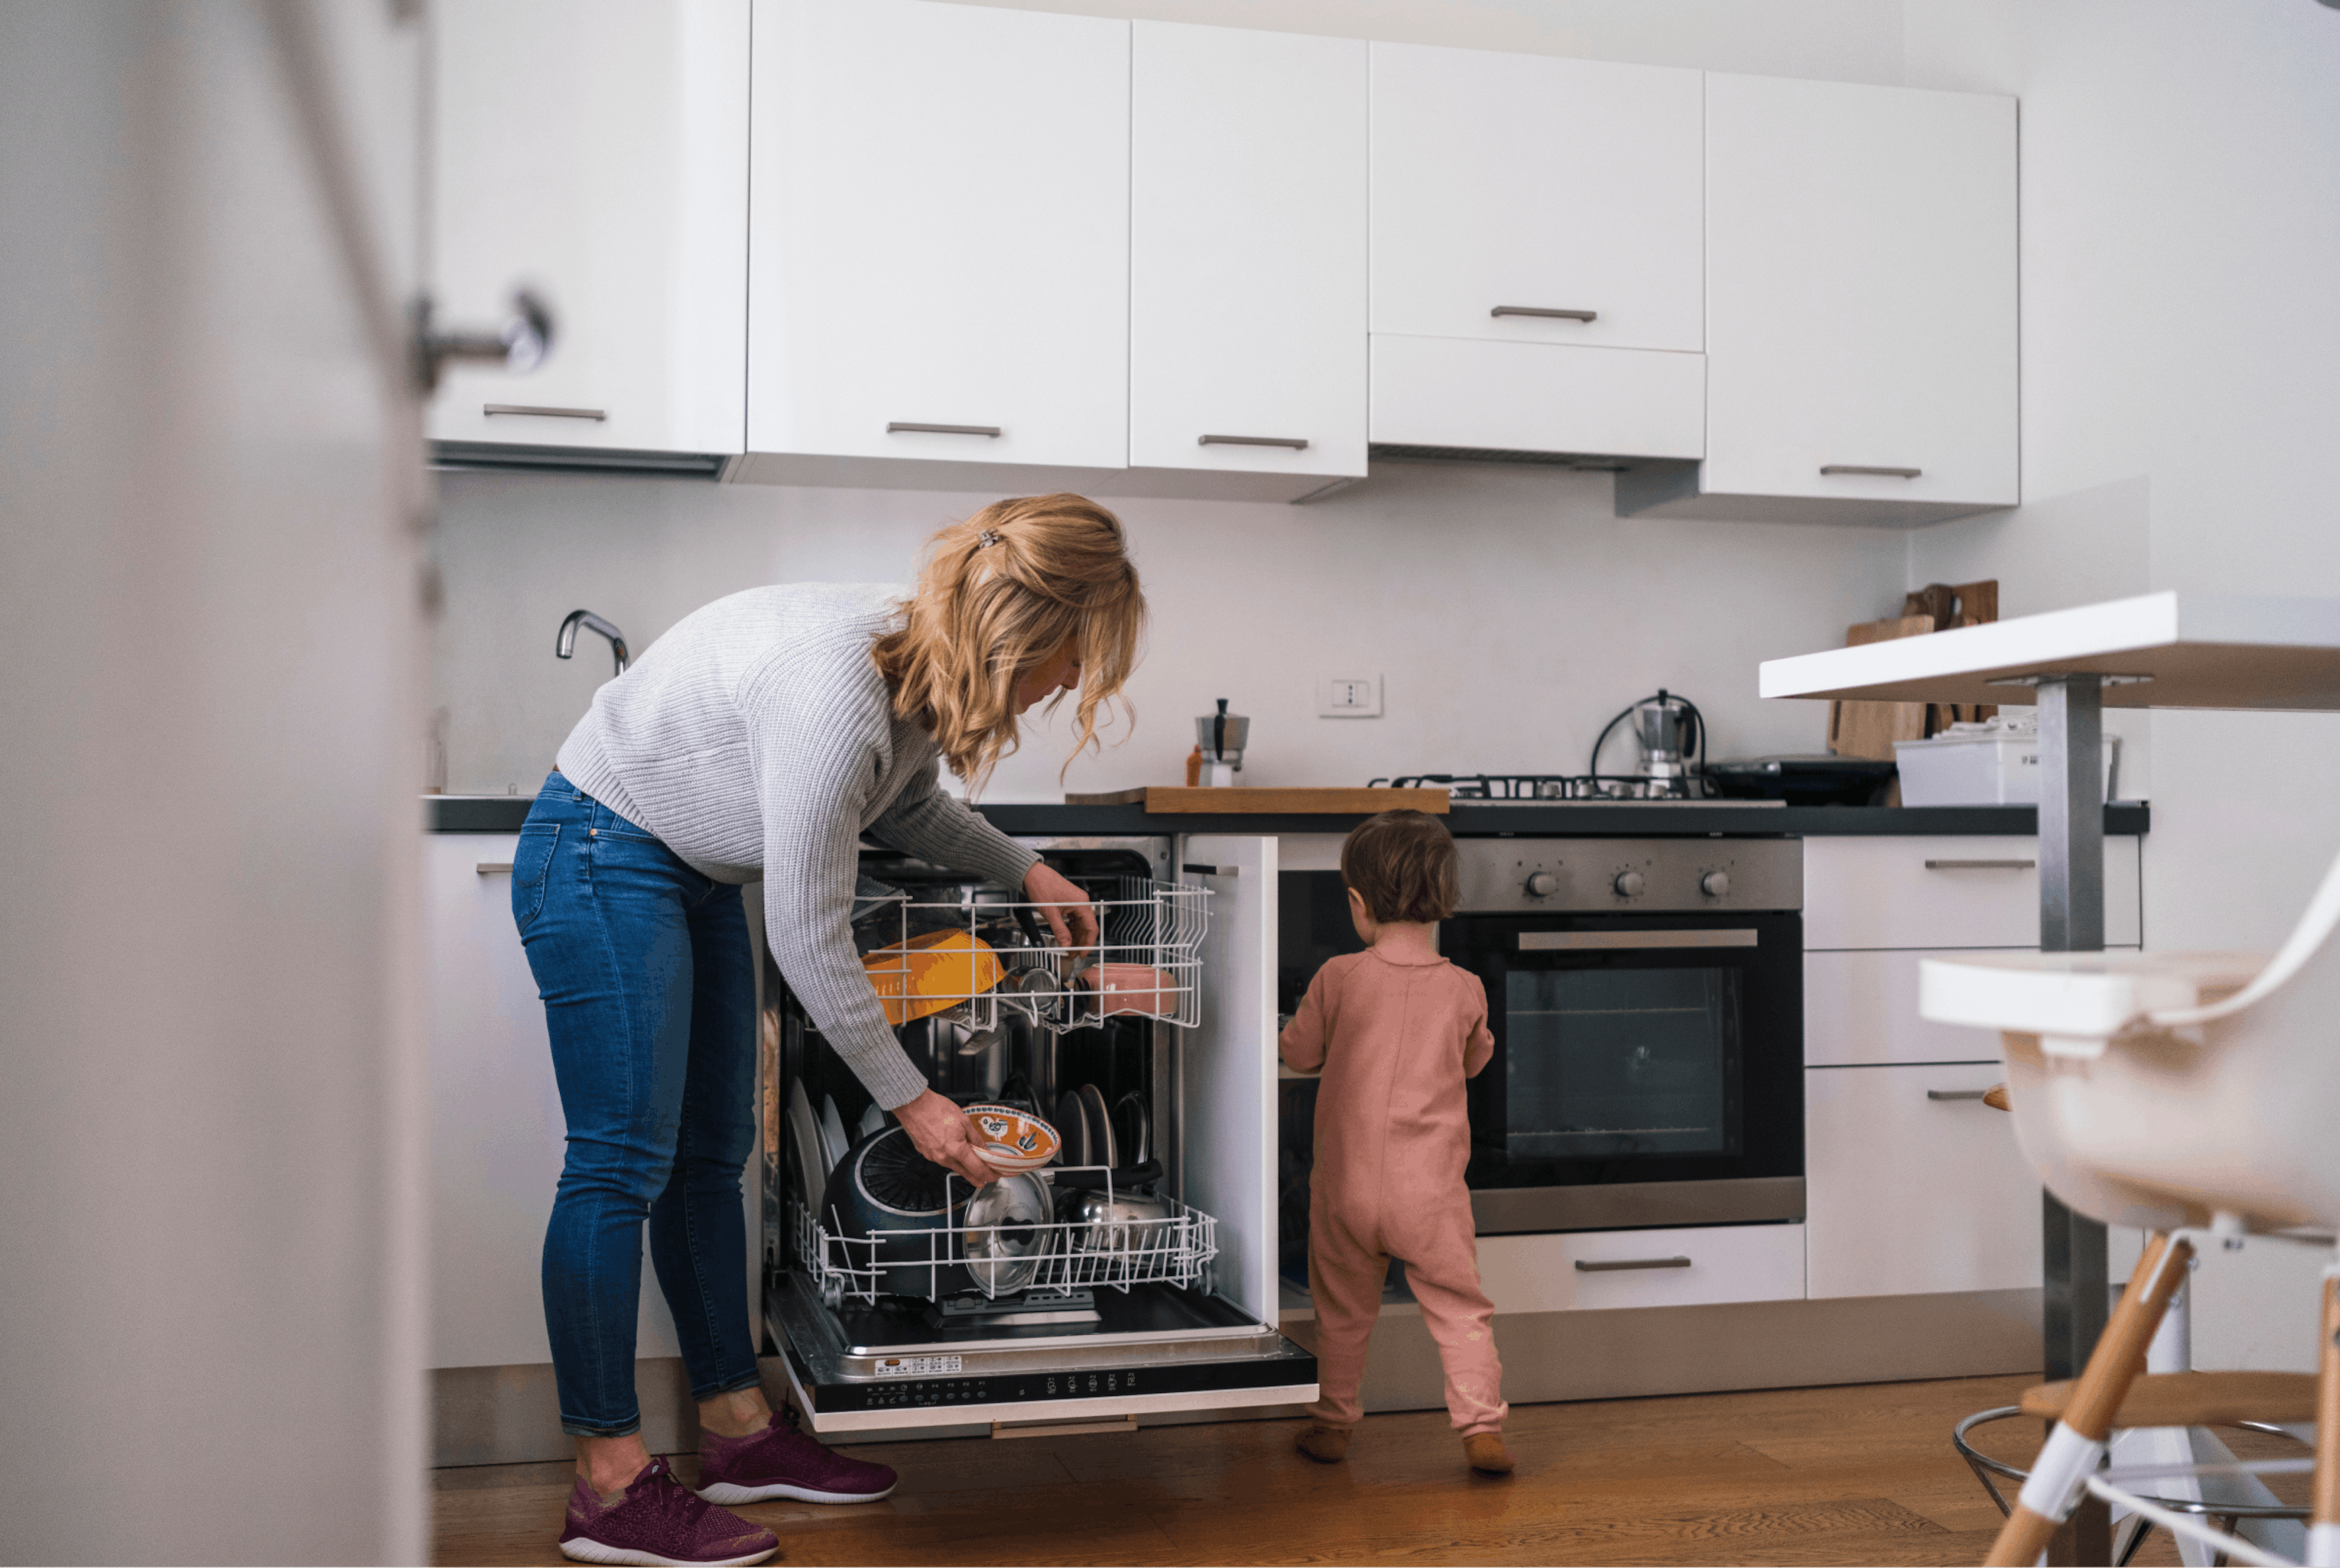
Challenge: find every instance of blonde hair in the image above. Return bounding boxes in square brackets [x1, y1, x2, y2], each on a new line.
[872, 494, 1146, 790]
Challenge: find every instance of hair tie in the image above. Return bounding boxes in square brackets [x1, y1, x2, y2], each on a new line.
[977, 528, 1002, 548]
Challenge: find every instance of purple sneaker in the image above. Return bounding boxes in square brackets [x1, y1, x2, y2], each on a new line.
[556, 1456, 779, 1567]
[697, 1407, 898, 1506]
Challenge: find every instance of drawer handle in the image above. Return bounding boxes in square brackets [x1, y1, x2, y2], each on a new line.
[475, 862, 514, 875]
[1199, 434, 1310, 450]
[1522, 930, 1757, 951]
[1491, 305, 1597, 322]
[483, 403, 606, 421]
[1924, 858, 2037, 870]
[1927, 1088, 1989, 1101]
[887, 422, 1001, 438]
[1575, 1256, 1692, 1273]
[1820, 464, 1922, 478]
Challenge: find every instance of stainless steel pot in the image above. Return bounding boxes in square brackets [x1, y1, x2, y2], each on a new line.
[1057, 1183, 1175, 1258]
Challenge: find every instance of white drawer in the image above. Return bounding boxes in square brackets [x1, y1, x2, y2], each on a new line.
[1804, 946, 2142, 1066]
[1369, 334, 1705, 459]
[1805, 1062, 2041, 1299]
[1803, 835, 2140, 951]
[1475, 1224, 1804, 1314]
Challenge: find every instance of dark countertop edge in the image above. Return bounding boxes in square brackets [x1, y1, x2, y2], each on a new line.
[425, 795, 2149, 838]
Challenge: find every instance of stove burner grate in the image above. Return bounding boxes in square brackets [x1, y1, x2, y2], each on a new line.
[1367, 773, 1714, 802]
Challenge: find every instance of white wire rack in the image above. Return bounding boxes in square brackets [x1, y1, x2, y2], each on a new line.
[792, 1170, 1219, 1307]
[858, 875, 1208, 1035]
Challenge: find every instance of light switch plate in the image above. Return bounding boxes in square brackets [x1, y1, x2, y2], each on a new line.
[1319, 674, 1381, 718]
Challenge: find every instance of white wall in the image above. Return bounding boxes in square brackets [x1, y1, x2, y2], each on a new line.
[432, 465, 1910, 800]
[1905, 0, 2340, 1372]
[1, 2, 428, 1561]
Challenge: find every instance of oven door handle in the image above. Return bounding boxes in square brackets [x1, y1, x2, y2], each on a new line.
[1519, 930, 1760, 950]
[1575, 1256, 1693, 1272]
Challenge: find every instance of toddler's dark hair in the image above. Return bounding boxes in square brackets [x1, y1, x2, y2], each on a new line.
[1341, 809, 1460, 924]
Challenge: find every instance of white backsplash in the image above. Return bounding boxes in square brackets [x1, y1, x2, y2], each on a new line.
[431, 462, 1912, 802]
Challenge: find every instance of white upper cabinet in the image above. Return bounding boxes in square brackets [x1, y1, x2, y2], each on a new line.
[1130, 23, 1366, 484]
[1367, 43, 1705, 460]
[1622, 74, 2017, 525]
[427, 0, 748, 464]
[1369, 44, 1704, 353]
[745, 0, 1129, 474]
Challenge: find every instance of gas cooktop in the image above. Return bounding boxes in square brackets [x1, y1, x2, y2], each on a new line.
[1367, 773, 1732, 803]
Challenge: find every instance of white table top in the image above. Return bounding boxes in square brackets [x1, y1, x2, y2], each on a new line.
[1759, 591, 2340, 711]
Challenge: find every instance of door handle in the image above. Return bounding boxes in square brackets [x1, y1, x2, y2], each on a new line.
[1820, 464, 1922, 478]
[475, 863, 513, 876]
[1520, 930, 1757, 951]
[410, 287, 553, 394]
[1926, 1088, 1988, 1101]
[1924, 859, 2036, 871]
[1575, 1256, 1692, 1272]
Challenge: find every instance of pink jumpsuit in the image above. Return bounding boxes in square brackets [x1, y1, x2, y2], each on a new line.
[1280, 947, 1506, 1436]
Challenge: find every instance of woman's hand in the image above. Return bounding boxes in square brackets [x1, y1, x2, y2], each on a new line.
[895, 1088, 1001, 1187]
[1025, 861, 1098, 952]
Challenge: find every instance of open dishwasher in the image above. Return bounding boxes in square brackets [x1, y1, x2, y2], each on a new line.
[760, 833, 1316, 1435]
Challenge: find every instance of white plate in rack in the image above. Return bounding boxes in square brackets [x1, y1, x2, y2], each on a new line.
[787, 1080, 826, 1213]
[818, 1094, 851, 1175]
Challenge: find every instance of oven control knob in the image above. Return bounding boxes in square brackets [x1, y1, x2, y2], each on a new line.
[1524, 871, 1559, 898]
[1701, 871, 1731, 898]
[1612, 870, 1645, 898]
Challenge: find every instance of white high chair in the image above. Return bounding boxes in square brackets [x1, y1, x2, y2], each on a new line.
[1921, 850, 2340, 1568]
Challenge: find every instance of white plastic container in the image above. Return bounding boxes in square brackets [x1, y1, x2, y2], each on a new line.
[1893, 715, 2119, 806]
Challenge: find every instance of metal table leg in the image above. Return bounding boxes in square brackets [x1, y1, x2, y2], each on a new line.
[2035, 674, 2113, 1566]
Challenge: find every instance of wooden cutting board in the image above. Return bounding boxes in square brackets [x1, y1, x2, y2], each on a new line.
[1063, 786, 1450, 815]
[1826, 615, 1937, 761]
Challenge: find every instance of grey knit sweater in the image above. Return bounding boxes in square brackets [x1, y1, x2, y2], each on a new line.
[555, 582, 1040, 1109]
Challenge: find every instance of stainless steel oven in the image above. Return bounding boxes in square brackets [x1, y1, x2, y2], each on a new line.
[1280, 837, 1801, 1250]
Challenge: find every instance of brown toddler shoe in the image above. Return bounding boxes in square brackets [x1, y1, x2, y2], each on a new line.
[1295, 1422, 1351, 1463]
[1463, 1433, 1514, 1475]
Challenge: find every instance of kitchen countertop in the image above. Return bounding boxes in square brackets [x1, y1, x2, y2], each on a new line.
[426, 795, 2149, 837]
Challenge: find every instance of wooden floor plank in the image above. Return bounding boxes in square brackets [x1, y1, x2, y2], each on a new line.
[432, 1374, 2048, 1566]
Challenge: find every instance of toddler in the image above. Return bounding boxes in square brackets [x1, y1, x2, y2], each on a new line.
[1280, 810, 1511, 1476]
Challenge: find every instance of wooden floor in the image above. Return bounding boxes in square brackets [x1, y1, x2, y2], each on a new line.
[432, 1374, 2152, 1566]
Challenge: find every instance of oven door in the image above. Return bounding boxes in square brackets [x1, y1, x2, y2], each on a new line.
[1444, 910, 1803, 1235]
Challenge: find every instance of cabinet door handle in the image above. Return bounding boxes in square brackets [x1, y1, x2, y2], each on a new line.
[475, 862, 514, 876]
[1926, 1088, 1988, 1101]
[484, 403, 606, 421]
[1820, 464, 1923, 478]
[1924, 858, 2036, 871]
[1576, 1256, 1692, 1273]
[887, 422, 1001, 438]
[1491, 305, 1597, 322]
[1199, 434, 1310, 450]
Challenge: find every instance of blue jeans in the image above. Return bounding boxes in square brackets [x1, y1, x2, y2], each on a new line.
[512, 771, 762, 1437]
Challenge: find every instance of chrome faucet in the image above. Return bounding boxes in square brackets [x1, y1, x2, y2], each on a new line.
[556, 610, 629, 676]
